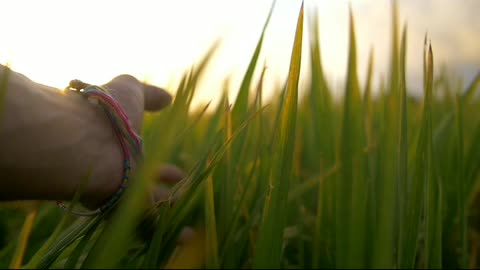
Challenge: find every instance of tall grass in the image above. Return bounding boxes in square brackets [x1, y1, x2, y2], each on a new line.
[1, 1, 479, 269]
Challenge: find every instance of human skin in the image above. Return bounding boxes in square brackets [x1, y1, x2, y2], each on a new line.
[0, 64, 182, 209]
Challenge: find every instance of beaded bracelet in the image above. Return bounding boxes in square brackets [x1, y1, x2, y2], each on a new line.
[57, 80, 143, 216]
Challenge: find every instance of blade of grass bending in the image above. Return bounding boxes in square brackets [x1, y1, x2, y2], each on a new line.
[25, 169, 94, 269]
[35, 215, 103, 269]
[254, 2, 303, 268]
[198, 88, 228, 156]
[152, 187, 206, 268]
[64, 221, 100, 269]
[141, 203, 169, 268]
[231, 0, 276, 126]
[220, 152, 260, 257]
[227, 4, 276, 230]
[172, 101, 211, 151]
[158, 106, 268, 267]
[143, 40, 220, 165]
[84, 169, 157, 268]
[288, 164, 339, 201]
[135, 104, 270, 268]
[205, 168, 219, 269]
[225, 2, 275, 252]
[9, 208, 38, 269]
[172, 40, 220, 110]
[220, 66, 267, 267]
[186, 40, 221, 110]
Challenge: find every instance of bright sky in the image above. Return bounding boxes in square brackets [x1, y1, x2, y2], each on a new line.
[0, 0, 478, 108]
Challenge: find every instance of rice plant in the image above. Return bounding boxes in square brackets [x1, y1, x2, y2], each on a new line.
[1, 1, 479, 269]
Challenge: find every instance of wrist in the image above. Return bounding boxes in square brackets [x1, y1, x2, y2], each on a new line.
[79, 108, 124, 209]
[66, 83, 144, 212]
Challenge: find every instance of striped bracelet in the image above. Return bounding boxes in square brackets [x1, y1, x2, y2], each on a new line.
[57, 80, 143, 216]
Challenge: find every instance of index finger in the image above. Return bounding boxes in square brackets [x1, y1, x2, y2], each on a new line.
[142, 84, 172, 111]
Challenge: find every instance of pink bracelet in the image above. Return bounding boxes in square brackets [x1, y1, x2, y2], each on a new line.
[57, 80, 143, 216]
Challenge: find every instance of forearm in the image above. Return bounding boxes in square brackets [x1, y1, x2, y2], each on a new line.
[0, 65, 122, 206]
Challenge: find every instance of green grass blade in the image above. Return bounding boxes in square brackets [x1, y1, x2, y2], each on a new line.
[338, 7, 366, 268]
[307, 9, 336, 268]
[82, 38, 224, 268]
[231, 0, 276, 126]
[35, 216, 103, 269]
[141, 205, 169, 268]
[153, 106, 268, 268]
[205, 171, 219, 269]
[455, 94, 468, 268]
[363, 46, 378, 269]
[372, 2, 400, 267]
[363, 47, 374, 108]
[64, 221, 101, 269]
[390, 0, 400, 97]
[82, 163, 157, 267]
[172, 40, 220, 110]
[254, 2, 303, 268]
[465, 121, 480, 190]
[25, 170, 93, 269]
[397, 24, 409, 268]
[219, 2, 275, 251]
[217, 95, 232, 247]
[461, 71, 480, 104]
[219, 66, 267, 267]
[288, 164, 339, 201]
[402, 40, 429, 269]
[424, 42, 442, 269]
[3, 2, 478, 269]
[9, 209, 37, 269]
[308, 5, 333, 140]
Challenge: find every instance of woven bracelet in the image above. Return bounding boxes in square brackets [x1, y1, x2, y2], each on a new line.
[57, 80, 143, 216]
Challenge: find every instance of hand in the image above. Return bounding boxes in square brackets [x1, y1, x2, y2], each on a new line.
[0, 65, 185, 211]
[95, 75, 194, 245]
[79, 74, 185, 209]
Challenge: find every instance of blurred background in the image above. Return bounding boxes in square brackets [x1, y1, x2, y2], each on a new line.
[0, 0, 478, 108]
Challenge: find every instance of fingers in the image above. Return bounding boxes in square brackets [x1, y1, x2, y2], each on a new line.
[177, 227, 196, 245]
[136, 163, 192, 245]
[142, 84, 172, 111]
[151, 186, 171, 202]
[150, 164, 185, 203]
[155, 164, 186, 185]
[104, 74, 172, 112]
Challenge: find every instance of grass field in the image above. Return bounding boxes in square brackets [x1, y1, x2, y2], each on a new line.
[1, 1, 480, 269]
